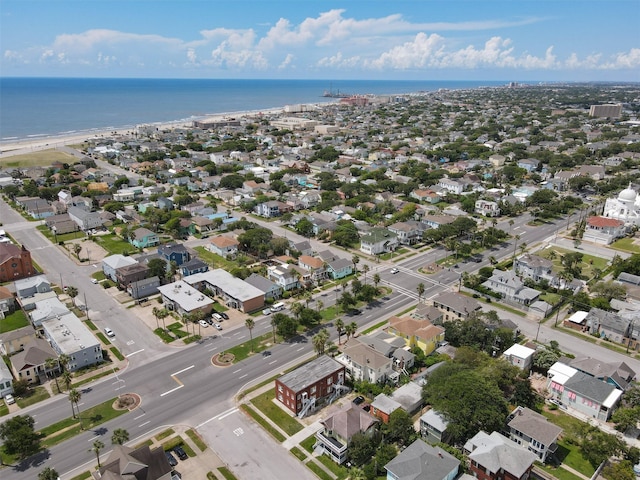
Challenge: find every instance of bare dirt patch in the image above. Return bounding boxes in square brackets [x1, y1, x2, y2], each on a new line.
[113, 393, 141, 411]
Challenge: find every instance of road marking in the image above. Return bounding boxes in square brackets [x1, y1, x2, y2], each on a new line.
[126, 340, 135, 346]
[233, 369, 242, 374]
[207, 346, 218, 352]
[127, 349, 145, 357]
[172, 365, 195, 376]
[233, 427, 244, 436]
[139, 421, 150, 428]
[196, 407, 239, 427]
[269, 360, 277, 365]
[219, 408, 240, 421]
[160, 385, 184, 397]
[239, 374, 248, 379]
[296, 347, 304, 352]
[134, 413, 146, 420]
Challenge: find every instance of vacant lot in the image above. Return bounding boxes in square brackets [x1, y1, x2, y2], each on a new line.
[0, 149, 76, 167]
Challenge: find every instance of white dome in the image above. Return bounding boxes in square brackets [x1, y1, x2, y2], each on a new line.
[619, 185, 637, 202]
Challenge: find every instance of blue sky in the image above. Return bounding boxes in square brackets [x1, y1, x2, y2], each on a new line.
[1, 0, 638, 81]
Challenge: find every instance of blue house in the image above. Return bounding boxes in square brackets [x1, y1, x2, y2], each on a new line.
[180, 258, 209, 277]
[326, 258, 353, 280]
[130, 228, 159, 249]
[158, 243, 190, 266]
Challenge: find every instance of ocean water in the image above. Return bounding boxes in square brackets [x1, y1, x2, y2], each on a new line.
[0, 78, 507, 141]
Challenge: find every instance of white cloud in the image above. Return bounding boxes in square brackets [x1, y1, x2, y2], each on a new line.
[187, 48, 197, 64]
[317, 52, 362, 68]
[278, 53, 294, 69]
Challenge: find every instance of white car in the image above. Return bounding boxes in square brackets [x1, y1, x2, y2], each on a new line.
[104, 327, 115, 337]
[4, 394, 15, 405]
[214, 323, 223, 330]
[212, 313, 223, 321]
[390, 268, 399, 274]
[262, 309, 272, 316]
[199, 320, 209, 328]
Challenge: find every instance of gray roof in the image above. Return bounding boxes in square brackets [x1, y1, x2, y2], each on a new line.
[585, 308, 630, 336]
[277, 355, 344, 392]
[432, 291, 480, 315]
[371, 393, 402, 415]
[385, 439, 460, 480]
[465, 431, 537, 479]
[618, 272, 640, 285]
[569, 357, 635, 384]
[391, 382, 423, 411]
[420, 409, 449, 432]
[11, 337, 57, 371]
[507, 407, 562, 447]
[565, 371, 621, 403]
[245, 273, 280, 293]
[320, 403, 379, 442]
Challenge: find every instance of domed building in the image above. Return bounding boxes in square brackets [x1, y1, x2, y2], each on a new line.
[603, 184, 640, 226]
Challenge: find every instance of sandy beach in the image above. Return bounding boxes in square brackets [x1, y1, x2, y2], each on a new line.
[0, 106, 286, 159]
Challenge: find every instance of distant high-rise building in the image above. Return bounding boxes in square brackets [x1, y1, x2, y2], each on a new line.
[589, 104, 622, 118]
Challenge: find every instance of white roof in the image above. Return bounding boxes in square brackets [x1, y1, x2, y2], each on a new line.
[548, 362, 577, 385]
[42, 311, 100, 355]
[157, 280, 215, 312]
[503, 344, 535, 359]
[185, 269, 264, 302]
[603, 388, 623, 408]
[568, 311, 589, 324]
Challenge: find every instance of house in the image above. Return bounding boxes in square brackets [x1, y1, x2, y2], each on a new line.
[481, 270, 540, 306]
[14, 274, 51, 298]
[184, 269, 265, 313]
[388, 316, 445, 356]
[438, 178, 464, 195]
[0, 243, 36, 283]
[506, 406, 562, 462]
[388, 221, 423, 245]
[360, 228, 398, 255]
[568, 357, 636, 391]
[315, 403, 379, 464]
[288, 240, 313, 257]
[245, 273, 283, 300]
[336, 338, 394, 383]
[391, 381, 424, 415]
[9, 337, 57, 384]
[0, 325, 36, 355]
[298, 255, 326, 282]
[207, 235, 239, 259]
[115, 263, 150, 288]
[583, 216, 626, 245]
[255, 200, 290, 218]
[421, 215, 456, 230]
[370, 393, 402, 424]
[517, 158, 540, 172]
[93, 444, 173, 480]
[27, 297, 69, 328]
[267, 264, 301, 291]
[0, 360, 13, 398]
[326, 258, 353, 280]
[547, 362, 623, 421]
[67, 206, 103, 231]
[420, 409, 451, 444]
[514, 254, 555, 284]
[179, 258, 209, 277]
[42, 312, 103, 372]
[464, 431, 538, 480]
[158, 243, 191, 266]
[275, 355, 346, 417]
[410, 189, 441, 204]
[130, 228, 159, 249]
[489, 154, 506, 167]
[157, 280, 215, 317]
[503, 344, 535, 371]
[385, 439, 460, 480]
[431, 292, 481, 321]
[102, 255, 138, 282]
[475, 199, 500, 217]
[127, 276, 161, 300]
[584, 308, 630, 344]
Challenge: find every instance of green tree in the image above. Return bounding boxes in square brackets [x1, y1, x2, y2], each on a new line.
[91, 439, 105, 468]
[312, 328, 330, 356]
[0, 415, 41, 459]
[352, 254, 360, 274]
[45, 357, 60, 393]
[416, 283, 425, 302]
[373, 273, 381, 291]
[73, 243, 82, 259]
[384, 409, 416, 447]
[38, 467, 59, 480]
[58, 353, 71, 372]
[245, 318, 255, 352]
[111, 428, 130, 445]
[69, 388, 81, 419]
[335, 318, 344, 345]
[333, 221, 360, 247]
[66, 285, 79, 307]
[294, 218, 314, 237]
[338, 292, 357, 313]
[61, 371, 72, 392]
[603, 461, 635, 480]
[273, 313, 298, 339]
[348, 432, 378, 466]
[612, 406, 640, 433]
[147, 258, 168, 280]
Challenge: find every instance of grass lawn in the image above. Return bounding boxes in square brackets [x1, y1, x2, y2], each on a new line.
[537, 246, 609, 281]
[194, 246, 239, 271]
[537, 464, 583, 480]
[0, 149, 76, 167]
[0, 309, 29, 333]
[306, 460, 333, 480]
[542, 409, 597, 477]
[239, 404, 286, 442]
[16, 386, 50, 408]
[250, 389, 303, 436]
[316, 453, 350, 479]
[361, 319, 388, 335]
[0, 402, 9, 417]
[186, 428, 207, 451]
[300, 434, 317, 453]
[69, 472, 92, 480]
[155, 428, 175, 440]
[540, 292, 563, 306]
[611, 237, 640, 253]
[225, 332, 275, 362]
[93, 233, 137, 255]
[167, 322, 189, 338]
[217, 467, 238, 480]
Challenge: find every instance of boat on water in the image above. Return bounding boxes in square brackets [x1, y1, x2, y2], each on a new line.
[322, 84, 351, 98]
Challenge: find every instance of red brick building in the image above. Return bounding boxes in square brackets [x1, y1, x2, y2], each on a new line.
[275, 355, 345, 417]
[0, 243, 36, 283]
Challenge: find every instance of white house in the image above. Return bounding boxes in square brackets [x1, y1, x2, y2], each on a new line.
[475, 199, 501, 217]
[359, 228, 398, 255]
[503, 344, 535, 371]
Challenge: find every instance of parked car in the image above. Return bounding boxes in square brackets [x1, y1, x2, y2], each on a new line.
[199, 320, 209, 328]
[4, 394, 15, 405]
[262, 308, 272, 316]
[104, 327, 115, 337]
[219, 312, 229, 320]
[390, 267, 399, 274]
[206, 318, 214, 325]
[212, 313, 223, 321]
[214, 323, 223, 331]
[165, 451, 178, 467]
[353, 395, 365, 405]
[91, 278, 98, 284]
[174, 445, 188, 461]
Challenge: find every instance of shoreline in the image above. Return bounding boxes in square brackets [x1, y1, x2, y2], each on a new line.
[0, 105, 291, 158]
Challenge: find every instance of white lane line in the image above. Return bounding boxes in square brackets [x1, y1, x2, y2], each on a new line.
[127, 349, 145, 357]
[269, 360, 277, 365]
[207, 346, 218, 352]
[172, 365, 195, 376]
[160, 385, 184, 397]
[218, 408, 239, 421]
[239, 374, 248, 379]
[139, 421, 150, 428]
[134, 413, 146, 420]
[233, 369, 242, 374]
[196, 406, 240, 428]
[296, 347, 304, 352]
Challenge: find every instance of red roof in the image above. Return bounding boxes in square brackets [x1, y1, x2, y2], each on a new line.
[588, 216, 624, 228]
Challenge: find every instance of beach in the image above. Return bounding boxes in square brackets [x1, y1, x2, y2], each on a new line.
[0, 106, 285, 159]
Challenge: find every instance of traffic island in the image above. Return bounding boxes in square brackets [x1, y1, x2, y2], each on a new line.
[113, 393, 141, 411]
[211, 352, 234, 367]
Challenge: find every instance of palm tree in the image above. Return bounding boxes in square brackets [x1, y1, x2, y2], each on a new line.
[548, 250, 557, 261]
[58, 353, 71, 372]
[312, 328, 329, 356]
[335, 318, 345, 345]
[91, 440, 105, 468]
[245, 318, 255, 352]
[512, 234, 521, 260]
[352, 254, 360, 274]
[111, 428, 129, 445]
[73, 243, 82, 260]
[61, 371, 72, 392]
[270, 316, 279, 344]
[416, 283, 425, 303]
[316, 300, 324, 313]
[508, 219, 515, 233]
[69, 388, 81, 419]
[290, 302, 303, 320]
[66, 286, 79, 306]
[519, 242, 527, 254]
[348, 321, 358, 338]
[362, 264, 370, 284]
[152, 307, 160, 329]
[303, 291, 313, 309]
[44, 357, 60, 393]
[158, 308, 169, 331]
[373, 273, 381, 292]
[182, 313, 193, 335]
[192, 310, 205, 336]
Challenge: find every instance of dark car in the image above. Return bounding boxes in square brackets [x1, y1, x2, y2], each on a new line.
[174, 445, 188, 461]
[353, 395, 365, 405]
[165, 451, 178, 467]
[220, 312, 229, 320]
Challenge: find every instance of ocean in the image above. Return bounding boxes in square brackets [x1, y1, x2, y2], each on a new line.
[0, 78, 508, 142]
